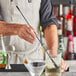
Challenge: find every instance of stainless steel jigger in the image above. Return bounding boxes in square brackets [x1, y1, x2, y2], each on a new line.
[5, 53, 11, 69]
[5, 45, 15, 69]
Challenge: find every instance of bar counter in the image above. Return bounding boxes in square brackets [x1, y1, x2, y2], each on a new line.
[0, 71, 76, 76]
[0, 60, 76, 76]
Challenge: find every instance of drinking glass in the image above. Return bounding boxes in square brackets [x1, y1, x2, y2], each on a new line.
[24, 58, 46, 76]
[45, 51, 62, 76]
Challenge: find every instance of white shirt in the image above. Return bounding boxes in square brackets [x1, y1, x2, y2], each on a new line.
[0, 0, 43, 64]
[0, 0, 58, 64]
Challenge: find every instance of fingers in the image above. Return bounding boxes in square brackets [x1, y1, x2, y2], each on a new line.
[20, 34, 35, 43]
[30, 26, 37, 35]
[23, 25, 36, 39]
[18, 24, 37, 43]
[61, 59, 69, 72]
[24, 26, 36, 39]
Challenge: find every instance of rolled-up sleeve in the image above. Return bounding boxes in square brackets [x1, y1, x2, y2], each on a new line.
[0, 13, 3, 21]
[40, 0, 59, 31]
[0, 6, 3, 21]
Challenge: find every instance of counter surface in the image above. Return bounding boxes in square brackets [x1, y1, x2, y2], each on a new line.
[0, 64, 28, 72]
[0, 61, 76, 76]
[0, 72, 76, 76]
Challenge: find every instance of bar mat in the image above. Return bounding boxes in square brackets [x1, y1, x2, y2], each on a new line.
[0, 64, 28, 72]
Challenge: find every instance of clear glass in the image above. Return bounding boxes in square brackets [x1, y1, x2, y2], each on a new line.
[45, 52, 62, 76]
[24, 59, 46, 76]
[0, 35, 7, 68]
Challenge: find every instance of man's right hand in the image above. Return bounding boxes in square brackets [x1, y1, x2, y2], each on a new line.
[17, 24, 37, 43]
[0, 21, 37, 43]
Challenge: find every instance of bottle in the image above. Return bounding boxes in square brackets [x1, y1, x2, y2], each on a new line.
[39, 25, 44, 44]
[64, 0, 76, 60]
[57, 4, 63, 38]
[66, 0, 74, 35]
[68, 0, 74, 35]
[74, 6, 76, 35]
[63, 6, 69, 37]
[57, 4, 64, 36]
[64, 32, 75, 60]
[69, 0, 74, 15]
[0, 35, 6, 68]
[58, 18, 65, 53]
[64, 12, 76, 60]
[58, 18, 65, 59]
[39, 25, 46, 60]
[57, 4, 64, 19]
[57, 4, 65, 55]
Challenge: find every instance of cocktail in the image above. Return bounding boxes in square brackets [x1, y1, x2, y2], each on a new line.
[24, 59, 46, 76]
[45, 52, 62, 76]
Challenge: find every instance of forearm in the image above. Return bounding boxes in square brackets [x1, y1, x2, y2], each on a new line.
[0, 21, 21, 36]
[44, 24, 58, 57]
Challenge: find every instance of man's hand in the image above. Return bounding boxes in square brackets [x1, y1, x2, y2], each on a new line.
[0, 21, 37, 43]
[61, 59, 69, 72]
[17, 24, 37, 43]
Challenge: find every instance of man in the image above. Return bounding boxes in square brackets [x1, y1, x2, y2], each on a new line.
[0, 0, 68, 71]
